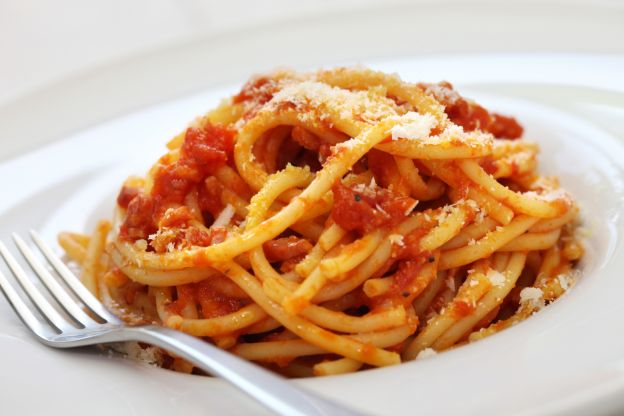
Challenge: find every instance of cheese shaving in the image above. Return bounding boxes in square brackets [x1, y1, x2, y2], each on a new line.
[556, 270, 579, 292]
[446, 276, 456, 292]
[416, 348, 438, 360]
[389, 112, 437, 141]
[388, 234, 405, 247]
[519, 287, 545, 310]
[166, 242, 175, 253]
[486, 270, 506, 287]
[404, 200, 418, 216]
[213, 204, 235, 228]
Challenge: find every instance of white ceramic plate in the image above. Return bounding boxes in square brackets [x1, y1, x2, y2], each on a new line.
[0, 55, 623, 416]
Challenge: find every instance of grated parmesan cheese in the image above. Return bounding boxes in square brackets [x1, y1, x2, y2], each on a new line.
[416, 348, 438, 360]
[519, 287, 545, 310]
[333, 138, 358, 153]
[475, 208, 486, 223]
[388, 234, 405, 247]
[556, 270, 579, 292]
[465, 199, 479, 211]
[112, 342, 163, 367]
[389, 112, 437, 141]
[352, 177, 379, 197]
[404, 200, 418, 216]
[446, 276, 456, 292]
[213, 204, 235, 228]
[368, 177, 377, 190]
[375, 203, 388, 216]
[486, 270, 506, 287]
[166, 242, 175, 253]
[271, 80, 400, 124]
[437, 205, 455, 224]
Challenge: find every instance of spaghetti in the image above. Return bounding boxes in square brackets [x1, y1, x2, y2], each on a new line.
[60, 67, 583, 376]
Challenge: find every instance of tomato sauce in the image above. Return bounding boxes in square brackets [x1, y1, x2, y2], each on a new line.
[117, 186, 139, 209]
[420, 82, 523, 139]
[118, 122, 233, 241]
[122, 194, 157, 240]
[393, 259, 424, 291]
[397, 228, 432, 260]
[159, 206, 196, 228]
[370, 257, 429, 308]
[233, 76, 280, 122]
[196, 280, 245, 319]
[367, 149, 410, 196]
[263, 236, 313, 263]
[452, 299, 475, 317]
[331, 182, 416, 234]
[480, 156, 498, 176]
[166, 284, 196, 316]
[233, 76, 278, 105]
[166, 277, 247, 319]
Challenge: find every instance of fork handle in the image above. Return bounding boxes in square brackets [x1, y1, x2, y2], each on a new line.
[116, 325, 364, 416]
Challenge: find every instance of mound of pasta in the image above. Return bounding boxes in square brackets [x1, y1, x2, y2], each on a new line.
[60, 67, 583, 376]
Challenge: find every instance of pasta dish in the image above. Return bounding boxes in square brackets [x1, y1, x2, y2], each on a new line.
[59, 67, 583, 376]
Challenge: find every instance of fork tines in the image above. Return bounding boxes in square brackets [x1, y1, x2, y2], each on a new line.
[0, 231, 120, 344]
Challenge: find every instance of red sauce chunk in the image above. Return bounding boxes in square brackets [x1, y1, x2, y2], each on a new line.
[453, 299, 475, 317]
[117, 186, 140, 209]
[370, 257, 428, 307]
[118, 122, 233, 241]
[263, 236, 313, 263]
[232, 76, 280, 122]
[121, 194, 157, 240]
[487, 114, 523, 139]
[151, 162, 201, 210]
[166, 284, 196, 316]
[196, 227, 227, 246]
[233, 76, 278, 105]
[196, 279, 245, 319]
[420, 82, 523, 139]
[331, 182, 416, 234]
[393, 260, 423, 291]
[159, 206, 196, 228]
[181, 124, 233, 169]
[150, 124, 232, 210]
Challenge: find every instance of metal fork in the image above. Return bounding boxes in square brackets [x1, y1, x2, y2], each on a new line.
[0, 231, 362, 416]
